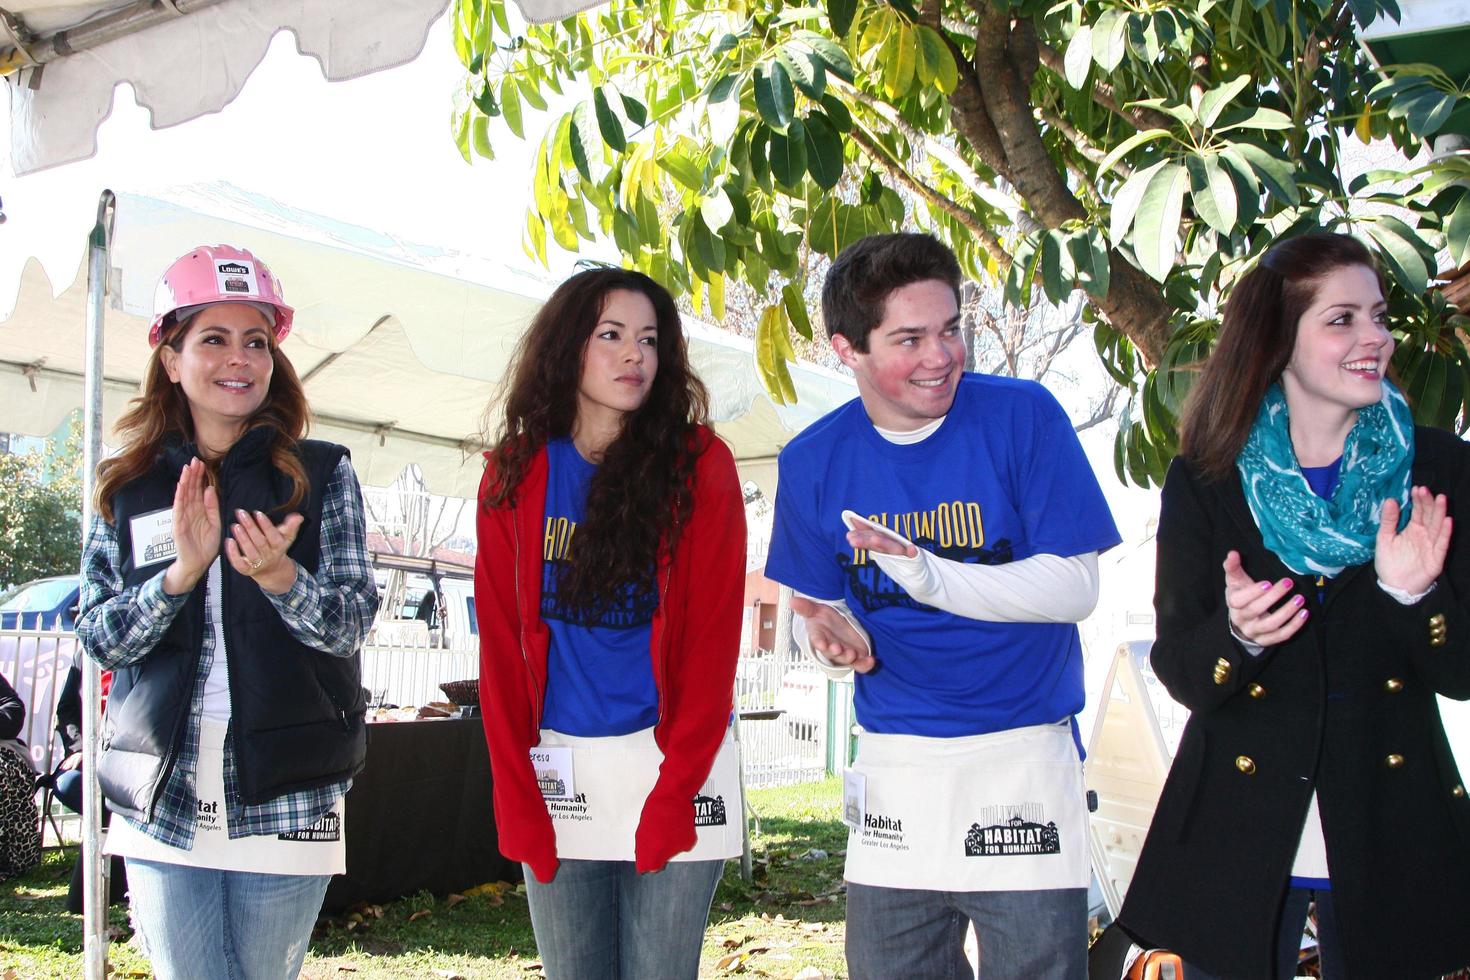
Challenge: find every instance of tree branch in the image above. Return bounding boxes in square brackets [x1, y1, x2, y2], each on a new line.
[1034, 40, 1177, 132]
[847, 123, 1010, 272]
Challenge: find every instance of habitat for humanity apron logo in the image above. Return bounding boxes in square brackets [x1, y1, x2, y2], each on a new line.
[548, 792, 591, 822]
[279, 811, 341, 843]
[693, 794, 727, 827]
[859, 810, 910, 852]
[964, 803, 1060, 856]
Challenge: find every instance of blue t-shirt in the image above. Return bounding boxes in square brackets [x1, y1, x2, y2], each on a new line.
[765, 374, 1122, 738]
[539, 437, 659, 736]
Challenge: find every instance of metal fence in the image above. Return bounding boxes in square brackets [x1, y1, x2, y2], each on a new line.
[1, 619, 832, 801]
[0, 618, 76, 775]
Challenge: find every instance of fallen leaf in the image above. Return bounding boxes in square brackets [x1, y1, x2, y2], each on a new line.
[336, 968, 358, 974]
[432, 971, 466, 979]
[802, 923, 826, 933]
[793, 968, 828, 980]
[716, 951, 745, 971]
[722, 937, 741, 949]
[718, 901, 735, 911]
[445, 893, 468, 909]
[408, 909, 433, 922]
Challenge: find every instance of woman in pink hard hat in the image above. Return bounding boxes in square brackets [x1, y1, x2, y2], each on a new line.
[76, 245, 378, 979]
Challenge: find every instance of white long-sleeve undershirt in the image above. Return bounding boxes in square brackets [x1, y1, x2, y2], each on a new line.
[790, 415, 1101, 677]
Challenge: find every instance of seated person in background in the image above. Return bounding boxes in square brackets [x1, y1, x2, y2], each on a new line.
[0, 670, 41, 880]
[45, 651, 112, 813]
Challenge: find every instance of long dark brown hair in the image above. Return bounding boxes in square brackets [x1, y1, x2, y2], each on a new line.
[95, 310, 312, 522]
[1179, 232, 1387, 481]
[483, 268, 710, 615]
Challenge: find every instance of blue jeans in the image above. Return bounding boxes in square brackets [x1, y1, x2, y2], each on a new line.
[53, 769, 84, 813]
[124, 858, 329, 980]
[846, 883, 1088, 980]
[523, 858, 725, 980]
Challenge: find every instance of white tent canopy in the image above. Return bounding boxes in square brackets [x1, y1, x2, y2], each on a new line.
[2, 0, 607, 175]
[0, 184, 854, 497]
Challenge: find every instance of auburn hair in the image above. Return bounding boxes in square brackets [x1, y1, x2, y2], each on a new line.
[482, 268, 710, 615]
[95, 310, 312, 523]
[1179, 232, 1388, 481]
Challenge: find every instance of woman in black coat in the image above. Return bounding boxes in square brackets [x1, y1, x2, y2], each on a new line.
[1118, 232, 1470, 979]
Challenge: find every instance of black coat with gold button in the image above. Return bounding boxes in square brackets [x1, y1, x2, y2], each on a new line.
[1119, 427, 1470, 980]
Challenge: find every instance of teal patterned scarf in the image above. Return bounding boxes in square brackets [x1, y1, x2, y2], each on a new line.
[1236, 382, 1414, 576]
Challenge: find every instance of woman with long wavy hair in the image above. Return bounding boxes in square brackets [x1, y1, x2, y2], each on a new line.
[475, 267, 745, 979]
[1117, 231, 1470, 978]
[78, 245, 377, 979]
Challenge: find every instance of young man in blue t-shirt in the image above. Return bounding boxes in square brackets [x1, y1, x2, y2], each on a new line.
[765, 233, 1120, 980]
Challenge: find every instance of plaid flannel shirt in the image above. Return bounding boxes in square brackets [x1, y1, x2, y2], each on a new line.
[76, 456, 378, 848]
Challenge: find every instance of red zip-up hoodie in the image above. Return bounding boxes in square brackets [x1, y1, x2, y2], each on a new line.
[475, 426, 746, 882]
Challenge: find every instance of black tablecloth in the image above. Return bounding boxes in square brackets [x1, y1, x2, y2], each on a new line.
[321, 717, 518, 911]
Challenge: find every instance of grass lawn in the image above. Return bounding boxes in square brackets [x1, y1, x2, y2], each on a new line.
[0, 778, 850, 979]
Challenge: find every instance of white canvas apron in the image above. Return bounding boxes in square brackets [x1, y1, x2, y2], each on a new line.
[535, 726, 742, 862]
[843, 721, 1088, 892]
[106, 719, 346, 875]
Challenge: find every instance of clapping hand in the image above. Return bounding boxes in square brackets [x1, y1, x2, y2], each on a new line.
[226, 509, 304, 595]
[1376, 486, 1452, 597]
[1222, 550, 1308, 647]
[789, 595, 877, 673]
[163, 458, 222, 595]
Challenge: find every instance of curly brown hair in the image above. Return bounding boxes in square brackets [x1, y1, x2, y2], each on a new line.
[95, 310, 311, 523]
[482, 268, 711, 616]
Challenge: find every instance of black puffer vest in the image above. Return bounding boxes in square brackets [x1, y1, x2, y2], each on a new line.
[99, 429, 367, 820]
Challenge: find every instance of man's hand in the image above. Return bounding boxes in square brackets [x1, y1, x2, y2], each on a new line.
[790, 596, 877, 673]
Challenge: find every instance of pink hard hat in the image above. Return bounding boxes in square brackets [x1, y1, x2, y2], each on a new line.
[149, 244, 294, 346]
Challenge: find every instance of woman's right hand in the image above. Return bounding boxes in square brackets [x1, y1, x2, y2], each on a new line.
[1222, 550, 1309, 647]
[163, 458, 222, 595]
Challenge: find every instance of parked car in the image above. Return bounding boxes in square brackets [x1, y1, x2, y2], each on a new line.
[0, 575, 81, 630]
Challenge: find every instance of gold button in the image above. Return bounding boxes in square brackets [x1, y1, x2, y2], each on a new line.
[1213, 658, 1232, 685]
[1235, 755, 1256, 775]
[1384, 678, 1404, 693]
[1386, 754, 1405, 769]
[1431, 635, 1447, 648]
[1430, 613, 1446, 628]
[1453, 784, 1465, 798]
[1248, 683, 1266, 699]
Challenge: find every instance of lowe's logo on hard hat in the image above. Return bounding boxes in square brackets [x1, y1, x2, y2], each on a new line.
[214, 260, 259, 297]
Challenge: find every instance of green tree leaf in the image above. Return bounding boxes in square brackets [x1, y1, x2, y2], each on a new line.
[769, 118, 809, 188]
[500, 76, 524, 139]
[1064, 26, 1093, 89]
[593, 86, 626, 152]
[803, 112, 844, 189]
[1185, 153, 1238, 235]
[1133, 163, 1188, 281]
[826, 0, 856, 37]
[1196, 74, 1253, 128]
[755, 63, 796, 132]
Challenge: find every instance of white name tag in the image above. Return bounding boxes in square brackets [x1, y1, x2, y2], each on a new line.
[531, 746, 576, 800]
[129, 508, 176, 568]
[843, 768, 867, 830]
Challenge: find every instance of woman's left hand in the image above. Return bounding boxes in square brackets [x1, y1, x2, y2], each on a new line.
[226, 509, 305, 595]
[1376, 486, 1453, 596]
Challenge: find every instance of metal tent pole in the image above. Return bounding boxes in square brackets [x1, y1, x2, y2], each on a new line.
[80, 188, 116, 980]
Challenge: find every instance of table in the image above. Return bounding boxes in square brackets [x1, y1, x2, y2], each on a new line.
[322, 717, 518, 912]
